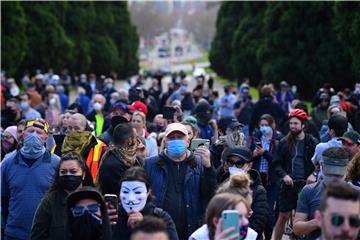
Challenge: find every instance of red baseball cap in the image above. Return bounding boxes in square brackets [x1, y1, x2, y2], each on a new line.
[128, 101, 148, 115]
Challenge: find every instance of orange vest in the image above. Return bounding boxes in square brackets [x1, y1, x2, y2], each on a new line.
[86, 140, 107, 181]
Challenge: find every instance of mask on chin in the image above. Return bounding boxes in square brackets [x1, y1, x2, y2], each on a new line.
[120, 181, 147, 213]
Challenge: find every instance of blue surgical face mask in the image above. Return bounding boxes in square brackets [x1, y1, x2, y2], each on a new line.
[167, 139, 186, 157]
[180, 85, 187, 92]
[20, 132, 46, 159]
[229, 166, 245, 175]
[106, 83, 113, 89]
[260, 126, 272, 136]
[20, 101, 29, 110]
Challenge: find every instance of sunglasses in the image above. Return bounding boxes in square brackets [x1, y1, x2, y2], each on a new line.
[227, 160, 245, 168]
[71, 203, 101, 217]
[331, 213, 360, 228]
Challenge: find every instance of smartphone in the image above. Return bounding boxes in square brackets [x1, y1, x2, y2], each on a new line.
[104, 194, 119, 212]
[190, 138, 210, 150]
[255, 141, 262, 147]
[222, 210, 240, 239]
[163, 106, 176, 120]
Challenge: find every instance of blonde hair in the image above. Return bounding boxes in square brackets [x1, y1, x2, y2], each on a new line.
[345, 152, 360, 181]
[133, 111, 146, 124]
[216, 172, 252, 198]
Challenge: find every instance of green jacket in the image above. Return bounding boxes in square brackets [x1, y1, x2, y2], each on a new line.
[31, 190, 68, 240]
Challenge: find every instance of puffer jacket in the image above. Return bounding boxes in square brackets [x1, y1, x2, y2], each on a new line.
[248, 169, 269, 239]
[144, 151, 217, 237]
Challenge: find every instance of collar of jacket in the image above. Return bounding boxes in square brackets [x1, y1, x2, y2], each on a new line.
[156, 150, 197, 169]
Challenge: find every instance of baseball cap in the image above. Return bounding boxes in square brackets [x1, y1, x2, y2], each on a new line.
[164, 123, 188, 137]
[128, 101, 148, 115]
[67, 186, 104, 208]
[322, 156, 349, 176]
[339, 131, 360, 145]
[328, 114, 348, 133]
[226, 146, 252, 163]
[194, 101, 212, 113]
[218, 116, 243, 131]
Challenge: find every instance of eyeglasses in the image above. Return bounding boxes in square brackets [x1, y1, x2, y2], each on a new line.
[331, 213, 360, 228]
[227, 160, 245, 168]
[70, 203, 101, 217]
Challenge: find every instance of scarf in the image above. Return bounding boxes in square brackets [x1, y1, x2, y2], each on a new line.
[106, 137, 138, 167]
[62, 131, 92, 155]
[215, 130, 245, 148]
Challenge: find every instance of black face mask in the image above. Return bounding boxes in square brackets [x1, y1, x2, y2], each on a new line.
[197, 112, 212, 124]
[58, 175, 82, 191]
[71, 211, 102, 240]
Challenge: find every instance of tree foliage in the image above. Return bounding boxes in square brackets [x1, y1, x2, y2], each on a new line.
[1, 1, 139, 78]
[210, 2, 359, 98]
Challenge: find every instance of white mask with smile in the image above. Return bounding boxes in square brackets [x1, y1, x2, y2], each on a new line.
[120, 181, 147, 213]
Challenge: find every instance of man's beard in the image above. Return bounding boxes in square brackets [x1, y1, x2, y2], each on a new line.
[290, 129, 302, 137]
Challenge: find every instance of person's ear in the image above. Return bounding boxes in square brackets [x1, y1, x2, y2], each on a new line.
[212, 217, 220, 228]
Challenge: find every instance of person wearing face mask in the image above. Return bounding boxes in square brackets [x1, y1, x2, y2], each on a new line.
[66, 186, 112, 240]
[144, 123, 217, 239]
[249, 114, 283, 240]
[31, 152, 93, 240]
[293, 147, 359, 240]
[311, 93, 330, 130]
[112, 167, 178, 240]
[20, 93, 41, 119]
[194, 100, 219, 144]
[97, 123, 142, 196]
[217, 146, 268, 239]
[62, 113, 107, 182]
[86, 94, 109, 136]
[189, 193, 255, 240]
[272, 109, 318, 240]
[210, 116, 245, 169]
[102, 78, 117, 112]
[1, 118, 60, 240]
[1, 126, 18, 161]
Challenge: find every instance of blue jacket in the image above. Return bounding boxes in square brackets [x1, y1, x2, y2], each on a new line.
[1, 150, 60, 239]
[144, 151, 217, 236]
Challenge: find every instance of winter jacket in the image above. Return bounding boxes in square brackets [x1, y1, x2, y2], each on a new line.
[248, 169, 269, 239]
[97, 151, 142, 196]
[31, 190, 68, 240]
[272, 134, 318, 179]
[249, 131, 283, 185]
[112, 203, 178, 240]
[144, 151, 217, 237]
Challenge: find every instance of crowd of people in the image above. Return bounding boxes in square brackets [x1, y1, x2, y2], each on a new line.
[1, 69, 360, 240]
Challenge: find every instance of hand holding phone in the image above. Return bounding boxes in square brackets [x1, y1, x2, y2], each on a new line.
[190, 138, 210, 150]
[104, 194, 119, 225]
[222, 210, 240, 239]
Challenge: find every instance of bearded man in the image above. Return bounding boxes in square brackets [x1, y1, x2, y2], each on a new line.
[272, 109, 318, 240]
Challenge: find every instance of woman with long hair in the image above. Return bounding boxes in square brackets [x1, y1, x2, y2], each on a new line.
[31, 152, 93, 240]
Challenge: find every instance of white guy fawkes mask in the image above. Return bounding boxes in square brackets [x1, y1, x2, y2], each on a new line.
[120, 181, 148, 213]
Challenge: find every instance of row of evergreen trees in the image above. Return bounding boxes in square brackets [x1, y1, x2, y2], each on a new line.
[209, 2, 360, 98]
[2, 1, 139, 79]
